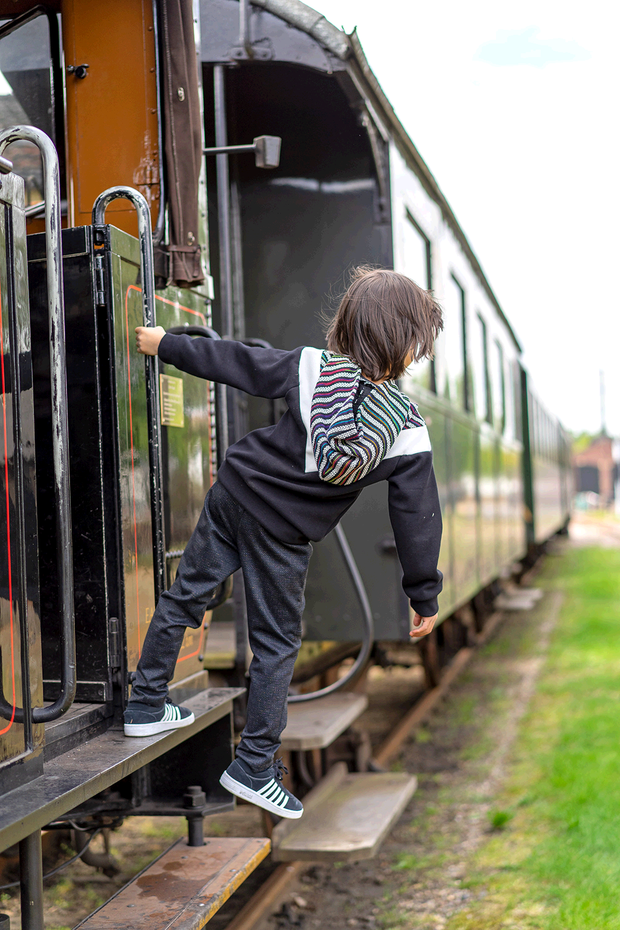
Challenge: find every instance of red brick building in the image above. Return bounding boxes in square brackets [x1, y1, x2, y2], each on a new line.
[573, 435, 619, 508]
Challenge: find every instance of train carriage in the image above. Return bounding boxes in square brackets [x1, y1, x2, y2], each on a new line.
[0, 1, 570, 927]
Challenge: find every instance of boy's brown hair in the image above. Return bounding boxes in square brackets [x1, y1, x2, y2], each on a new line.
[325, 266, 443, 382]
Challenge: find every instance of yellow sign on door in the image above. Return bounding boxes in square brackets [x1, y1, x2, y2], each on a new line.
[160, 375, 185, 428]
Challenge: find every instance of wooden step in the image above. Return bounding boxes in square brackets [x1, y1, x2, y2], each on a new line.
[280, 693, 369, 751]
[76, 837, 270, 930]
[495, 588, 542, 611]
[271, 762, 416, 863]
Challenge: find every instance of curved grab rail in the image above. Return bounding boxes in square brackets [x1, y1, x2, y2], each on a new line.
[0, 126, 76, 723]
[287, 523, 374, 702]
[92, 187, 166, 603]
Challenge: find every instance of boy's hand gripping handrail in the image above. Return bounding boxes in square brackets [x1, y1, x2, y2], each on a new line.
[0, 126, 76, 723]
[92, 187, 166, 604]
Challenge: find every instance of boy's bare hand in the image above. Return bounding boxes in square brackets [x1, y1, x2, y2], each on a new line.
[135, 326, 166, 356]
[409, 612, 438, 639]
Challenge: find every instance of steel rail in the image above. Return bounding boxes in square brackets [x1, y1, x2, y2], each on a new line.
[92, 186, 166, 604]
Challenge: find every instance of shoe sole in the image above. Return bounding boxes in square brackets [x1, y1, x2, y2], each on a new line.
[219, 770, 304, 820]
[124, 711, 195, 737]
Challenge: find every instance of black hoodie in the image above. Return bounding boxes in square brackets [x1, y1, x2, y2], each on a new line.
[159, 333, 443, 616]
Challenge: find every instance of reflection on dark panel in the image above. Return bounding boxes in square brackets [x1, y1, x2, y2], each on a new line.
[28, 228, 111, 700]
[0, 171, 44, 784]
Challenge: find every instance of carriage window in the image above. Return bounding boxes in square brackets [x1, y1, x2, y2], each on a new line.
[492, 339, 506, 432]
[401, 212, 435, 392]
[473, 313, 492, 423]
[0, 12, 61, 208]
[403, 211, 431, 289]
[504, 358, 515, 439]
[443, 274, 470, 410]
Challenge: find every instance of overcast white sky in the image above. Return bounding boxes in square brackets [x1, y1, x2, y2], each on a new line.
[318, 0, 619, 436]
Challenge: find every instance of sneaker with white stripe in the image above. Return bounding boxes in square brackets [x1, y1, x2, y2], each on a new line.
[124, 698, 195, 737]
[219, 758, 304, 819]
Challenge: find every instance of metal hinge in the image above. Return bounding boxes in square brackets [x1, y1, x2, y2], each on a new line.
[108, 617, 121, 670]
[95, 254, 106, 307]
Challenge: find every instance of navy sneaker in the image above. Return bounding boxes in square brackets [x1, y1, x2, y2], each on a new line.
[124, 698, 195, 737]
[220, 758, 304, 819]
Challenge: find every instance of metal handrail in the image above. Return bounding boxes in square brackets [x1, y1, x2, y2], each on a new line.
[287, 523, 374, 702]
[0, 126, 76, 723]
[92, 187, 166, 604]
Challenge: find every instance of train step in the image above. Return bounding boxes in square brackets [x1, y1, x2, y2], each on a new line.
[76, 836, 270, 930]
[495, 587, 543, 611]
[44, 701, 114, 761]
[280, 692, 368, 751]
[0, 688, 243, 851]
[271, 762, 417, 862]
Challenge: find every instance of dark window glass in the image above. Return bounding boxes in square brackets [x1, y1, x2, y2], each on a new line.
[492, 339, 506, 433]
[444, 274, 470, 411]
[473, 313, 492, 423]
[401, 212, 435, 392]
[0, 13, 60, 207]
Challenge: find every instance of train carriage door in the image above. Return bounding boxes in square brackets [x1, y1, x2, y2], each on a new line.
[93, 217, 214, 695]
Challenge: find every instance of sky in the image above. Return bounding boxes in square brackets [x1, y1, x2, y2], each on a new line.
[317, 0, 619, 437]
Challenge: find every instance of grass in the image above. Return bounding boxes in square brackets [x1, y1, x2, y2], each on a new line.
[487, 809, 513, 831]
[445, 546, 620, 929]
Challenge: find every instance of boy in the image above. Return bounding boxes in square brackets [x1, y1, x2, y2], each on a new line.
[125, 266, 443, 820]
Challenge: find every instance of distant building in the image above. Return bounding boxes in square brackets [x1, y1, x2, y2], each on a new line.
[573, 435, 620, 509]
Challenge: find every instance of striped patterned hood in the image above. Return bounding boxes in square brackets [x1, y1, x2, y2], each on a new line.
[310, 352, 425, 485]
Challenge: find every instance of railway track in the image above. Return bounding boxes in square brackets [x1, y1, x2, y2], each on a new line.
[0, 570, 546, 930]
[215, 586, 539, 930]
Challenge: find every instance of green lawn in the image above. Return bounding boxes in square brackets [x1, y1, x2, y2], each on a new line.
[447, 546, 620, 929]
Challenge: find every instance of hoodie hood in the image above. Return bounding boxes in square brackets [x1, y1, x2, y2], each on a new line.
[310, 352, 425, 485]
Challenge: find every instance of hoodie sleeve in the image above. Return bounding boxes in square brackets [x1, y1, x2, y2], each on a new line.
[387, 448, 443, 617]
[158, 333, 302, 399]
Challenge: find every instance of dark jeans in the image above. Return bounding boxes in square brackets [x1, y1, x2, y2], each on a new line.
[130, 481, 312, 772]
